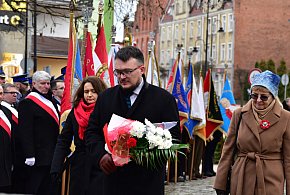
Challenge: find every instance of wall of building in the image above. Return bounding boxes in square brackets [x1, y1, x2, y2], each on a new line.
[234, 0, 290, 71]
[233, 0, 290, 100]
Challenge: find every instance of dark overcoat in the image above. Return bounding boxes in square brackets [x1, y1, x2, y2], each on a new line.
[51, 108, 103, 195]
[85, 81, 181, 195]
[0, 105, 13, 187]
[17, 90, 59, 166]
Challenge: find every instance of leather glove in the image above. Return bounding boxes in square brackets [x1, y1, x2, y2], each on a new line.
[99, 153, 117, 175]
[215, 189, 226, 195]
[25, 157, 35, 166]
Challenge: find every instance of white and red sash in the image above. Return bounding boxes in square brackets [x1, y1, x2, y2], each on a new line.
[0, 109, 11, 137]
[26, 92, 59, 125]
[1, 101, 18, 124]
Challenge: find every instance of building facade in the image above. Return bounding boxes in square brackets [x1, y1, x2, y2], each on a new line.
[132, 0, 168, 63]
[159, 0, 234, 94]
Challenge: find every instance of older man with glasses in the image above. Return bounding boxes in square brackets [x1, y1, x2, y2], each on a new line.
[85, 46, 181, 195]
[2, 83, 19, 108]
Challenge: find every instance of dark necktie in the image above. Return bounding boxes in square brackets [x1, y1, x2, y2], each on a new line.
[125, 94, 132, 109]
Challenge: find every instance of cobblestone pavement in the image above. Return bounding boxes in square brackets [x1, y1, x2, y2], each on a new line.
[165, 175, 216, 195]
[165, 164, 217, 195]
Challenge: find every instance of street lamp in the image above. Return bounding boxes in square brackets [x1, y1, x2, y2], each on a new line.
[186, 48, 193, 76]
[210, 19, 224, 68]
[202, 0, 225, 77]
[192, 38, 206, 74]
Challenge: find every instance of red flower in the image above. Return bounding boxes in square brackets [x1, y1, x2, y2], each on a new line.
[127, 138, 137, 148]
[260, 120, 270, 129]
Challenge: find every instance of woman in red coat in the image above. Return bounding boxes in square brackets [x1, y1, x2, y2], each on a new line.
[51, 76, 107, 195]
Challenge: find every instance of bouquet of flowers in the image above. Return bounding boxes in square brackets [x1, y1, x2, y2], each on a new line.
[103, 114, 188, 169]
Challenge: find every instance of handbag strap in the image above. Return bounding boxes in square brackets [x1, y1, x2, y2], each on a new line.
[230, 112, 243, 166]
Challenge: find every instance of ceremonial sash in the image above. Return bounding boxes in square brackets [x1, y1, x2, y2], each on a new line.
[0, 109, 11, 137]
[1, 101, 18, 124]
[26, 92, 59, 125]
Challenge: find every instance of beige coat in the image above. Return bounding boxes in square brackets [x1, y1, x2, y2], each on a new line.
[214, 100, 290, 195]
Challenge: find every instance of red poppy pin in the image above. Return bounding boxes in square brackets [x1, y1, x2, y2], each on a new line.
[260, 120, 270, 129]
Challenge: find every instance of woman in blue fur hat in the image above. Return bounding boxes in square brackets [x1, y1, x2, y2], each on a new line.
[214, 70, 290, 195]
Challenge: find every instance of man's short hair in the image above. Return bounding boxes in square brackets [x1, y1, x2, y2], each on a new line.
[115, 46, 144, 65]
[32, 71, 51, 82]
[50, 79, 64, 90]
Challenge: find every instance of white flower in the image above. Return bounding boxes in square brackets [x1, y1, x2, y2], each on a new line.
[163, 130, 172, 139]
[156, 127, 164, 136]
[130, 121, 146, 138]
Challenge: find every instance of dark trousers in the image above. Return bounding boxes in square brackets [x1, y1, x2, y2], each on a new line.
[169, 129, 189, 179]
[25, 165, 53, 195]
[193, 135, 205, 176]
[11, 165, 26, 193]
[203, 130, 222, 174]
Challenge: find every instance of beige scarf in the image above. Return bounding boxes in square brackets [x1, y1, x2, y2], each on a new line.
[252, 99, 276, 125]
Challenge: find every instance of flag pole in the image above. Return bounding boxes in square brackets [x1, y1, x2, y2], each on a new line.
[81, 7, 92, 70]
[96, 1, 104, 38]
[153, 44, 162, 87]
[223, 63, 228, 83]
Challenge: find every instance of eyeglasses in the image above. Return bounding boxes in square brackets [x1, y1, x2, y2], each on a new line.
[250, 93, 271, 101]
[113, 67, 139, 77]
[4, 91, 19, 95]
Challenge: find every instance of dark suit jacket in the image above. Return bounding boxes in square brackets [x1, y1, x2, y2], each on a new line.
[0, 106, 13, 187]
[85, 81, 180, 195]
[17, 90, 59, 166]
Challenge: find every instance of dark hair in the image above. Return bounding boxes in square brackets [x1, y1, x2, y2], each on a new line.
[73, 76, 107, 107]
[282, 98, 290, 112]
[50, 79, 64, 90]
[115, 46, 144, 65]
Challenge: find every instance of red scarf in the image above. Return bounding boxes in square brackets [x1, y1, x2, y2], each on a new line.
[74, 99, 95, 140]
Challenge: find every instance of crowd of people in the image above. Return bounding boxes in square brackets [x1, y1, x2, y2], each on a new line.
[0, 47, 289, 195]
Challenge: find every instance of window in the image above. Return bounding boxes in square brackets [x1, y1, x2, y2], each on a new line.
[207, 45, 210, 60]
[167, 26, 171, 41]
[182, 0, 186, 13]
[195, 46, 201, 62]
[228, 14, 233, 32]
[176, 3, 180, 14]
[175, 25, 179, 40]
[208, 18, 212, 34]
[220, 43, 226, 62]
[227, 42, 232, 61]
[167, 50, 171, 64]
[212, 44, 216, 61]
[212, 17, 217, 34]
[161, 50, 165, 63]
[188, 22, 194, 38]
[197, 20, 201, 37]
[161, 27, 166, 42]
[43, 66, 51, 74]
[222, 15, 226, 32]
[181, 23, 185, 39]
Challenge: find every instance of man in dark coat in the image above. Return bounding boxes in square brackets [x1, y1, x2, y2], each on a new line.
[85, 46, 181, 195]
[16, 71, 59, 194]
[0, 85, 14, 193]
